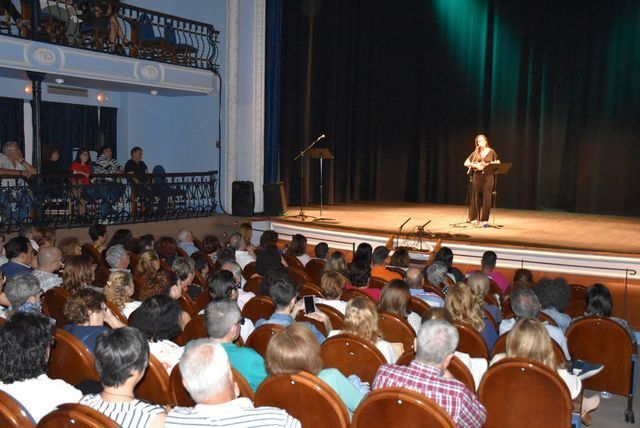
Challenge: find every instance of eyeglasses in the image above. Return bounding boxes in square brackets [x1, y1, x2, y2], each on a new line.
[236, 317, 245, 325]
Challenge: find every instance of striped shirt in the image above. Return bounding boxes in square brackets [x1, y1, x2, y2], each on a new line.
[165, 397, 300, 427]
[80, 394, 165, 428]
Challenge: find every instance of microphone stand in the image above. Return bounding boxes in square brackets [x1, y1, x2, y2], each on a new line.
[396, 217, 411, 248]
[287, 135, 324, 221]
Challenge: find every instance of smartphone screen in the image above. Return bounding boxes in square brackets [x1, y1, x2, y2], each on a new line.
[303, 295, 316, 314]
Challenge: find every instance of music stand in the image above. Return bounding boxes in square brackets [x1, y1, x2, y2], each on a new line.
[308, 148, 334, 221]
[484, 162, 512, 228]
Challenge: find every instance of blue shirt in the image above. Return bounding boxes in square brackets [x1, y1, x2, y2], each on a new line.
[409, 288, 444, 308]
[221, 342, 268, 392]
[63, 324, 109, 354]
[0, 261, 33, 279]
[255, 313, 326, 344]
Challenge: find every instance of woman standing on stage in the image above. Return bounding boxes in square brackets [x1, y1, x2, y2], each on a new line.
[464, 134, 500, 227]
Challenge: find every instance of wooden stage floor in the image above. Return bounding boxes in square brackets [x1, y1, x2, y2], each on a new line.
[276, 202, 640, 255]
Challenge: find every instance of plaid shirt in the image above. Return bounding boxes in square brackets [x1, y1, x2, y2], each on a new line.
[32, 270, 62, 291]
[373, 361, 486, 428]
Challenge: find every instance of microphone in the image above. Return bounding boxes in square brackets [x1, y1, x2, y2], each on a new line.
[314, 134, 326, 143]
[399, 217, 411, 231]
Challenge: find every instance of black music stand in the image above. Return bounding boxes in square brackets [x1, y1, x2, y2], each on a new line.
[308, 148, 334, 222]
[484, 162, 512, 228]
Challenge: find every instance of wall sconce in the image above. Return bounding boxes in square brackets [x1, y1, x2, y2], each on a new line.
[24, 83, 32, 94]
[97, 92, 109, 102]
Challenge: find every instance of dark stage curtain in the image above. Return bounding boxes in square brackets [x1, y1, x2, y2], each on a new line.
[264, 0, 283, 184]
[41, 101, 99, 166]
[275, 0, 640, 216]
[99, 106, 118, 158]
[0, 97, 24, 151]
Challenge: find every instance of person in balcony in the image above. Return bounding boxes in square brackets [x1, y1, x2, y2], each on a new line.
[69, 147, 92, 218]
[79, 0, 128, 52]
[125, 146, 167, 217]
[38, 0, 80, 45]
[92, 145, 125, 219]
[0, 142, 37, 224]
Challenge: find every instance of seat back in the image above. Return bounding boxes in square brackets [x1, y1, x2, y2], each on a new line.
[242, 261, 256, 280]
[134, 353, 173, 405]
[37, 403, 119, 428]
[283, 254, 304, 270]
[453, 321, 489, 359]
[339, 288, 375, 303]
[369, 276, 387, 289]
[448, 355, 476, 392]
[245, 323, 284, 357]
[137, 14, 156, 43]
[192, 251, 216, 272]
[48, 329, 99, 385]
[104, 300, 128, 325]
[232, 367, 255, 401]
[241, 296, 275, 324]
[538, 312, 558, 327]
[387, 266, 407, 277]
[570, 284, 588, 302]
[300, 282, 324, 298]
[81, 244, 107, 268]
[175, 245, 189, 259]
[408, 296, 431, 318]
[255, 372, 349, 428]
[177, 295, 196, 318]
[423, 284, 445, 299]
[192, 290, 212, 314]
[163, 21, 176, 44]
[288, 266, 312, 285]
[174, 315, 208, 346]
[41, 287, 71, 329]
[243, 276, 263, 295]
[378, 311, 416, 353]
[320, 334, 386, 383]
[565, 300, 585, 318]
[316, 303, 345, 330]
[0, 390, 35, 428]
[352, 387, 456, 428]
[396, 350, 415, 366]
[492, 332, 565, 366]
[304, 259, 326, 286]
[169, 364, 194, 407]
[478, 357, 573, 428]
[566, 316, 635, 396]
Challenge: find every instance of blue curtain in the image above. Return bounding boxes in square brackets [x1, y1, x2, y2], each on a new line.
[263, 0, 282, 184]
[99, 106, 118, 159]
[41, 101, 99, 166]
[0, 96, 24, 151]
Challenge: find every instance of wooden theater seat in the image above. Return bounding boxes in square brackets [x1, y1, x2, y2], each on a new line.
[245, 323, 284, 357]
[378, 311, 416, 353]
[300, 282, 324, 298]
[396, 351, 475, 392]
[320, 333, 386, 384]
[283, 254, 304, 270]
[453, 321, 489, 359]
[232, 367, 255, 401]
[352, 387, 456, 428]
[243, 276, 263, 295]
[369, 276, 387, 289]
[242, 261, 256, 280]
[0, 390, 35, 428]
[169, 364, 194, 407]
[478, 357, 576, 428]
[48, 328, 99, 386]
[173, 315, 207, 346]
[316, 303, 345, 330]
[192, 290, 213, 314]
[37, 403, 118, 428]
[241, 296, 275, 324]
[288, 266, 312, 285]
[422, 284, 445, 299]
[254, 372, 349, 428]
[408, 296, 431, 319]
[41, 287, 71, 329]
[104, 300, 128, 325]
[304, 258, 326, 287]
[134, 353, 173, 405]
[339, 288, 376, 303]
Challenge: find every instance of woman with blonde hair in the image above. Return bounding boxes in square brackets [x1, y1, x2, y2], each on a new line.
[103, 270, 141, 319]
[266, 323, 365, 415]
[328, 296, 400, 363]
[314, 271, 348, 314]
[62, 254, 96, 293]
[323, 251, 349, 278]
[379, 279, 422, 333]
[491, 318, 599, 424]
[445, 282, 497, 350]
[466, 272, 501, 324]
[134, 249, 160, 280]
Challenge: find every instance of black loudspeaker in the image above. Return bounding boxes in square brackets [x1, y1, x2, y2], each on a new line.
[232, 181, 255, 216]
[263, 182, 288, 216]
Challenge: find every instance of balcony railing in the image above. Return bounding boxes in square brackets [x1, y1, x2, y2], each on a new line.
[0, 0, 220, 71]
[0, 171, 218, 233]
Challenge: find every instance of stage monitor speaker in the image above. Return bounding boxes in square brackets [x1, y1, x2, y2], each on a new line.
[263, 182, 287, 216]
[232, 181, 255, 217]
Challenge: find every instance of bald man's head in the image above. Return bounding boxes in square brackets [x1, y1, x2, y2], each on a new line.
[406, 268, 424, 289]
[37, 246, 63, 273]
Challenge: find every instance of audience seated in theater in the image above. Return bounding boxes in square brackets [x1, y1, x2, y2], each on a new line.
[32, 246, 64, 291]
[80, 327, 167, 428]
[434, 246, 465, 283]
[205, 299, 267, 392]
[346, 262, 381, 301]
[104, 270, 141, 319]
[266, 323, 366, 415]
[137, 234, 155, 253]
[0, 234, 8, 266]
[352, 243, 373, 272]
[177, 229, 199, 257]
[255, 244, 285, 279]
[192, 252, 212, 280]
[373, 319, 486, 427]
[323, 251, 350, 279]
[490, 318, 600, 424]
[315, 271, 348, 314]
[69, 148, 94, 217]
[371, 246, 402, 282]
[512, 268, 534, 289]
[155, 236, 179, 265]
[201, 234, 221, 260]
[94, 145, 124, 175]
[107, 228, 136, 253]
[41, 146, 66, 191]
[62, 254, 96, 293]
[58, 236, 82, 263]
[89, 223, 108, 254]
[534, 278, 572, 332]
[379, 279, 423, 333]
[229, 233, 256, 269]
[36, 226, 57, 249]
[239, 222, 256, 254]
[0, 142, 37, 223]
[63, 288, 125, 353]
[445, 283, 498, 351]
[424, 308, 488, 389]
[0, 312, 82, 422]
[137, 270, 191, 328]
[4, 273, 43, 317]
[134, 249, 161, 281]
[220, 261, 255, 310]
[285, 234, 311, 267]
[165, 339, 300, 427]
[105, 244, 130, 272]
[499, 287, 570, 360]
[19, 225, 41, 253]
[255, 273, 330, 344]
[173, 257, 202, 300]
[256, 230, 279, 254]
[314, 242, 329, 260]
[389, 247, 411, 269]
[467, 272, 502, 324]
[425, 261, 453, 294]
[329, 297, 401, 363]
[258, 266, 288, 297]
[581, 283, 637, 343]
[475, 251, 509, 293]
[129, 295, 184, 373]
[0, 236, 34, 278]
[208, 270, 255, 342]
[217, 247, 237, 266]
[406, 267, 444, 308]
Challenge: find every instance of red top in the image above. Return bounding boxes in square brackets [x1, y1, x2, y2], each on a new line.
[70, 161, 91, 185]
[344, 283, 381, 301]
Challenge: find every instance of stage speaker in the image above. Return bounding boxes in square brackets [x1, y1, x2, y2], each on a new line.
[263, 182, 288, 216]
[232, 181, 255, 217]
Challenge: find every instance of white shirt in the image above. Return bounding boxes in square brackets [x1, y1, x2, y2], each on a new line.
[297, 254, 312, 267]
[0, 255, 7, 267]
[122, 301, 142, 319]
[80, 394, 165, 428]
[453, 351, 488, 392]
[314, 298, 347, 315]
[149, 340, 184, 373]
[0, 153, 26, 187]
[0, 374, 82, 422]
[240, 317, 255, 343]
[237, 290, 255, 310]
[234, 251, 256, 270]
[499, 318, 571, 360]
[329, 330, 399, 363]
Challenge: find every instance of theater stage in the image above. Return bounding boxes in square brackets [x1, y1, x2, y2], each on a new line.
[271, 202, 640, 256]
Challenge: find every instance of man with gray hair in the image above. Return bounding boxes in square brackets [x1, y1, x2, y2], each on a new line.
[0, 142, 37, 222]
[373, 319, 486, 427]
[406, 267, 444, 308]
[220, 260, 255, 309]
[499, 287, 570, 360]
[4, 273, 43, 315]
[32, 246, 64, 291]
[425, 261, 451, 293]
[205, 299, 267, 392]
[228, 233, 255, 269]
[165, 339, 300, 427]
[105, 244, 130, 271]
[177, 229, 198, 256]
